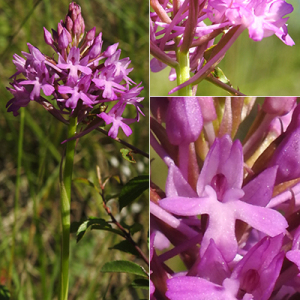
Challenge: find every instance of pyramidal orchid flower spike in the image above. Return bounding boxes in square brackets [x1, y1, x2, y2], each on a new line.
[150, 97, 300, 300]
[150, 0, 294, 96]
[7, 2, 144, 140]
[6, 3, 145, 300]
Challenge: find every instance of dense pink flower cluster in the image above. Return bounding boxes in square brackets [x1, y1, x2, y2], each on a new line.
[150, 0, 294, 94]
[7, 2, 144, 139]
[150, 97, 300, 300]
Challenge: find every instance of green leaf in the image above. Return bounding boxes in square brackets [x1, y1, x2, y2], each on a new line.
[109, 240, 140, 256]
[70, 221, 81, 234]
[101, 260, 148, 278]
[104, 193, 119, 202]
[119, 175, 149, 211]
[212, 67, 232, 86]
[0, 285, 10, 300]
[128, 223, 143, 235]
[120, 148, 136, 163]
[76, 218, 124, 242]
[120, 221, 143, 235]
[131, 278, 149, 290]
[73, 177, 100, 193]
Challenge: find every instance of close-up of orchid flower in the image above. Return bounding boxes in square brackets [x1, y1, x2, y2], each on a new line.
[150, 97, 300, 300]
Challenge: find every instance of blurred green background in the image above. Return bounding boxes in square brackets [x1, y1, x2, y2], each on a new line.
[150, 0, 300, 96]
[0, 0, 148, 299]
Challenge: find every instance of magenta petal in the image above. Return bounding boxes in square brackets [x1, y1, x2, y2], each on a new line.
[197, 135, 243, 195]
[167, 277, 222, 300]
[104, 43, 119, 57]
[219, 139, 244, 189]
[286, 250, 300, 270]
[150, 57, 167, 72]
[80, 92, 94, 106]
[77, 64, 92, 75]
[201, 201, 238, 262]
[233, 235, 283, 277]
[58, 28, 70, 49]
[118, 121, 132, 137]
[286, 225, 300, 270]
[242, 166, 278, 206]
[257, 253, 285, 300]
[165, 97, 203, 145]
[197, 239, 231, 285]
[198, 97, 217, 123]
[150, 280, 155, 297]
[232, 235, 284, 300]
[43, 27, 53, 45]
[262, 97, 297, 115]
[197, 137, 225, 195]
[234, 201, 288, 236]
[92, 78, 105, 88]
[99, 112, 113, 124]
[165, 163, 198, 198]
[166, 276, 239, 300]
[58, 85, 73, 94]
[159, 196, 211, 216]
[30, 83, 41, 100]
[267, 103, 300, 184]
[68, 47, 80, 62]
[41, 84, 55, 96]
[27, 43, 45, 61]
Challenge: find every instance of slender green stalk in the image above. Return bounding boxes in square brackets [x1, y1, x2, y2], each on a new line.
[175, 47, 192, 96]
[8, 107, 25, 295]
[59, 116, 77, 300]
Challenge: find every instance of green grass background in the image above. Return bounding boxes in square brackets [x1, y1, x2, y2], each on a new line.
[150, 0, 300, 96]
[0, 0, 148, 299]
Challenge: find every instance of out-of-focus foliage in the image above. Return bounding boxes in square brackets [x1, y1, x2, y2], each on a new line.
[0, 0, 148, 299]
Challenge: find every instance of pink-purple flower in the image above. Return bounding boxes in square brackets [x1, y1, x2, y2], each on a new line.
[6, 2, 144, 139]
[159, 135, 287, 262]
[150, 0, 294, 95]
[150, 98, 300, 300]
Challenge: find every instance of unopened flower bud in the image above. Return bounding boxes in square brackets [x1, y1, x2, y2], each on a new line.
[166, 97, 203, 145]
[198, 97, 217, 123]
[65, 16, 73, 32]
[68, 2, 81, 21]
[51, 29, 58, 43]
[268, 104, 300, 184]
[150, 97, 169, 124]
[86, 27, 96, 42]
[67, 2, 85, 40]
[262, 97, 297, 116]
[58, 28, 70, 49]
[104, 43, 119, 57]
[43, 27, 54, 45]
[74, 15, 84, 37]
[89, 33, 103, 59]
[57, 21, 64, 35]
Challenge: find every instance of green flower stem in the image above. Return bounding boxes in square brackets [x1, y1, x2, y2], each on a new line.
[8, 108, 25, 294]
[175, 47, 192, 96]
[59, 116, 77, 300]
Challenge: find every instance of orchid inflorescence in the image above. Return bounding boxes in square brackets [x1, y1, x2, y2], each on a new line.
[150, 0, 294, 95]
[7, 2, 144, 139]
[150, 98, 300, 300]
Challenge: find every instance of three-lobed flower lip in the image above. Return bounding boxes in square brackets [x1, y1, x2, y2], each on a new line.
[150, 99, 300, 300]
[159, 135, 288, 262]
